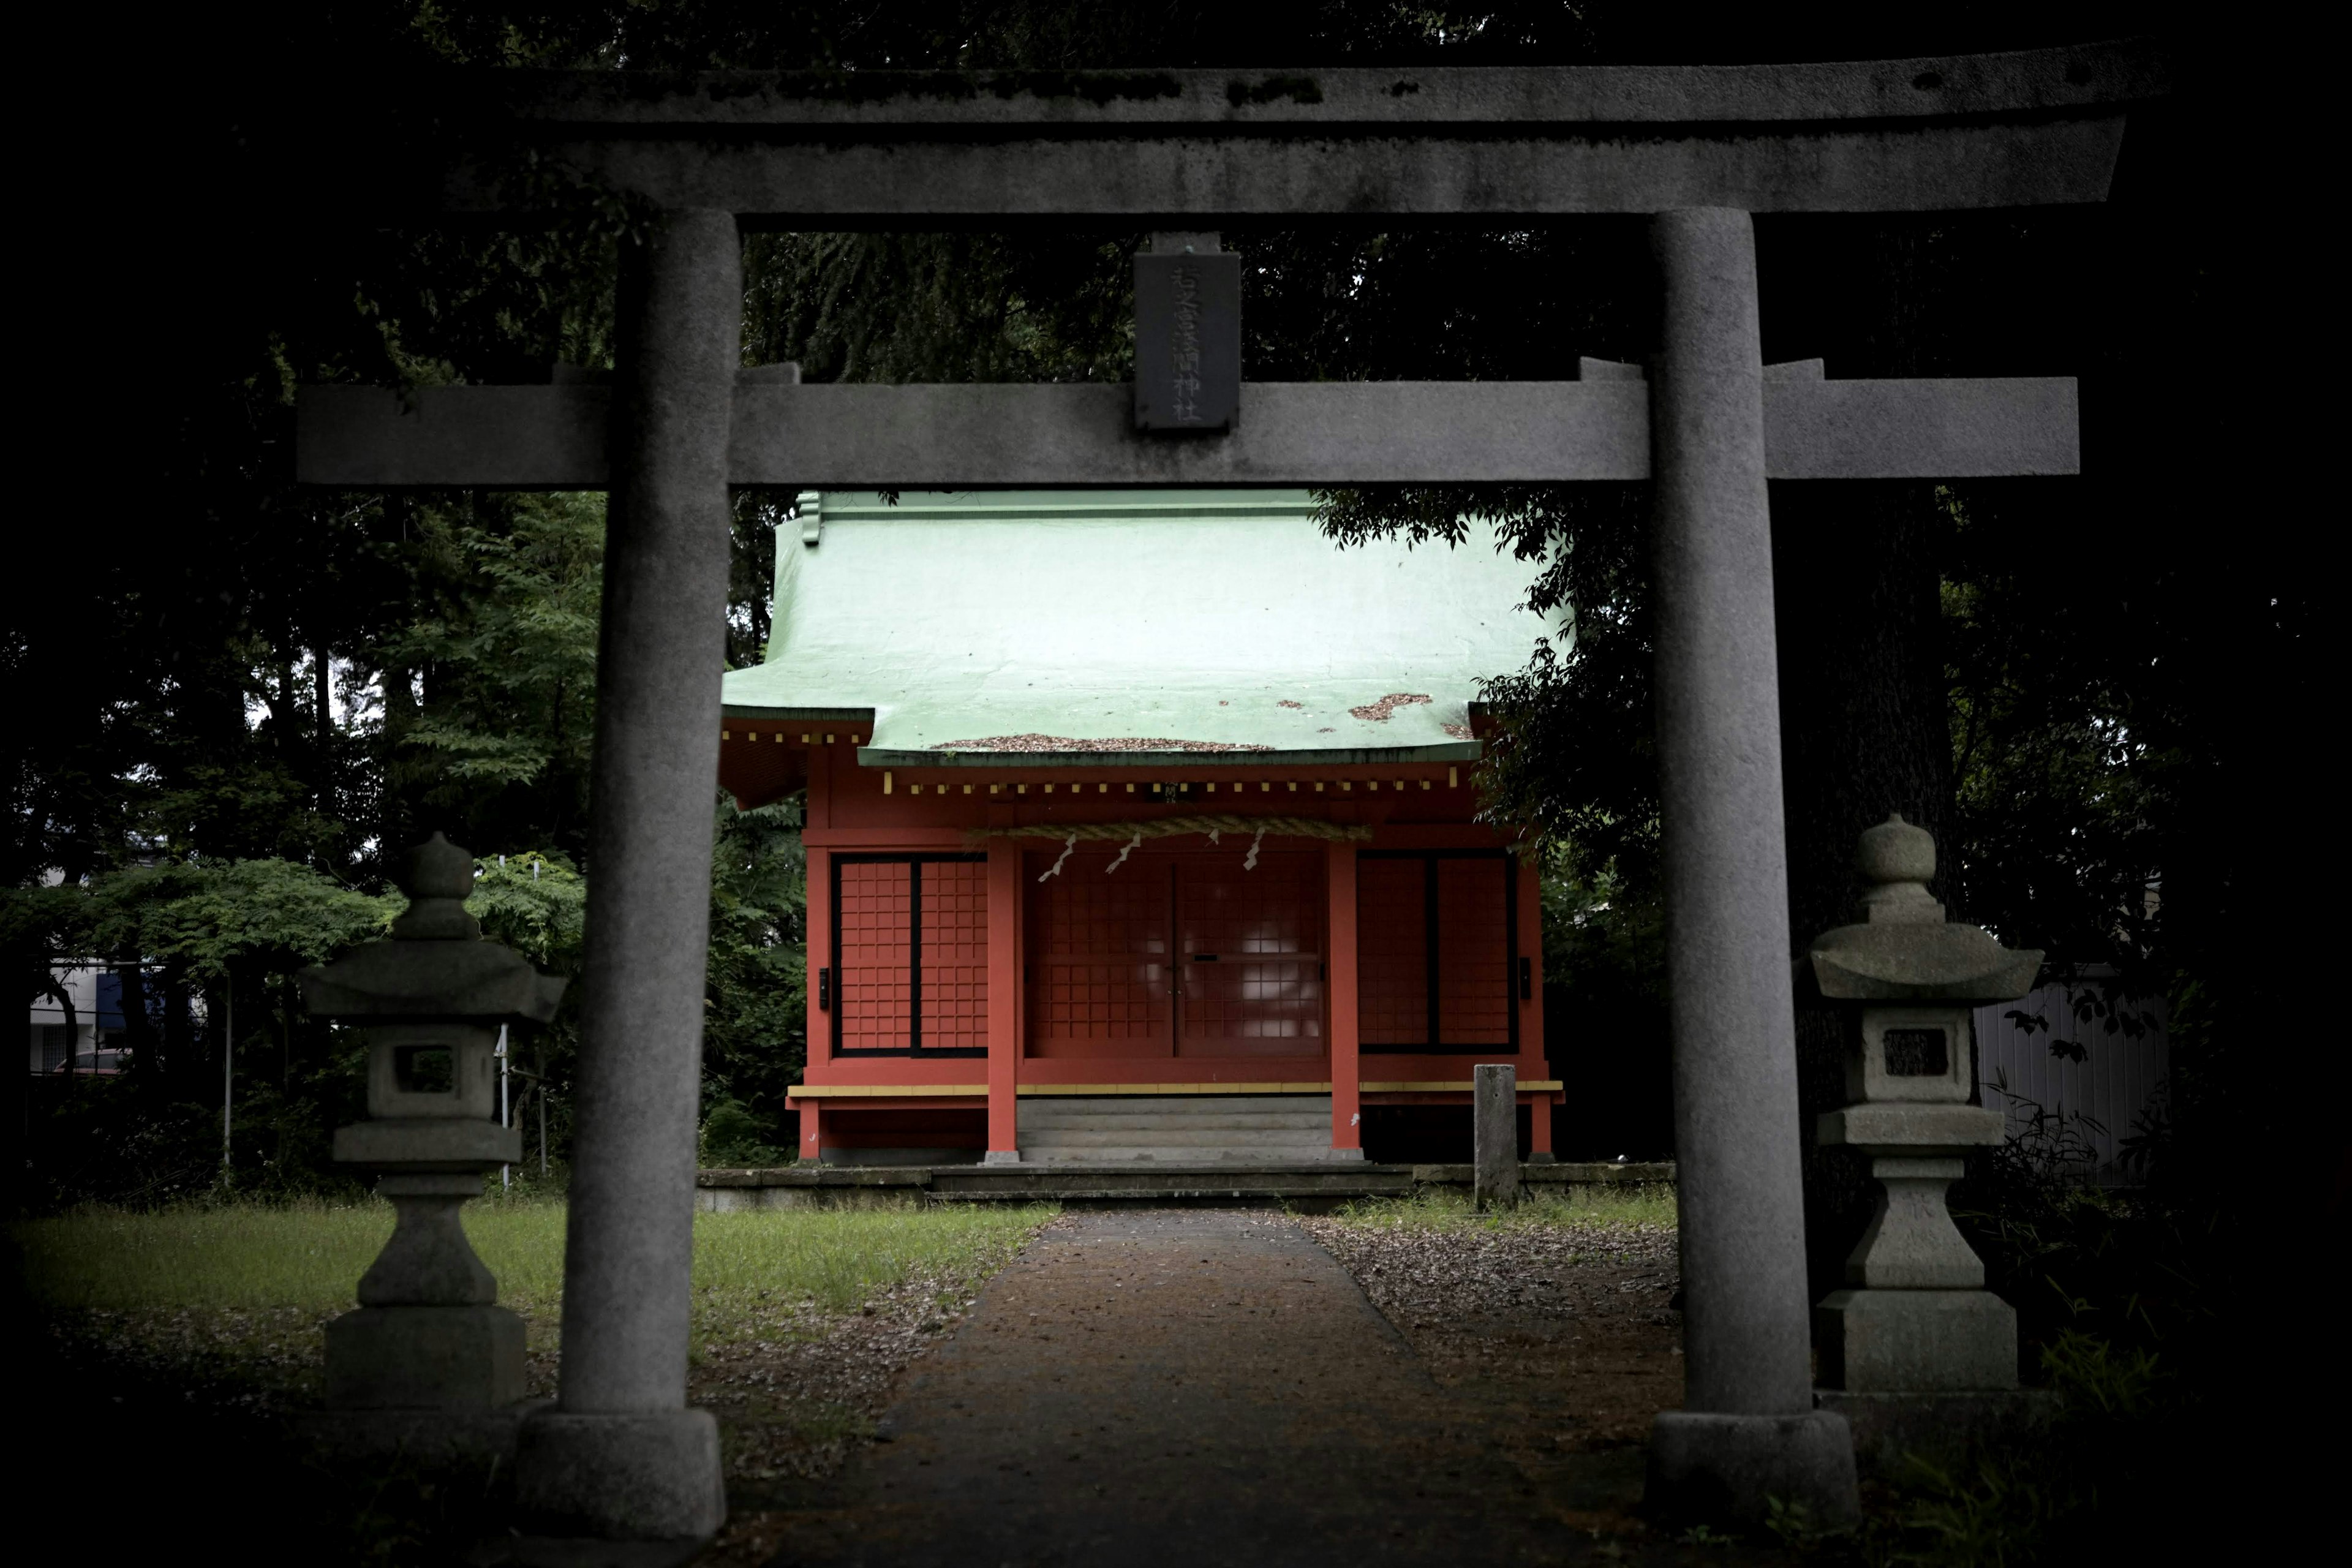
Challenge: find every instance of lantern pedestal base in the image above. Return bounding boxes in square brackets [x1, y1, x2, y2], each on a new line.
[1815, 1288, 2017, 1392]
[1645, 1409, 1860, 1529]
[326, 1303, 528, 1410]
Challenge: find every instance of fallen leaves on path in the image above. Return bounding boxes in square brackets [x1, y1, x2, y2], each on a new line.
[1298, 1215, 1684, 1452]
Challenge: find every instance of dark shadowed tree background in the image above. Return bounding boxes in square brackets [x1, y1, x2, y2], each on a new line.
[7, 7, 2327, 1435]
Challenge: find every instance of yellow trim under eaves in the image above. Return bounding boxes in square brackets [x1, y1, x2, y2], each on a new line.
[1363, 1080, 1564, 1093]
[787, 1084, 988, 1098]
[1017, 1082, 1333, 1096]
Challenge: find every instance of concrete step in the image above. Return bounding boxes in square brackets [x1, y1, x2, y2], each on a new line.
[1022, 1126, 1330, 1149]
[1019, 1146, 1352, 1165]
[1019, 1095, 1331, 1117]
[1014, 1095, 1338, 1163]
[1017, 1110, 1329, 1131]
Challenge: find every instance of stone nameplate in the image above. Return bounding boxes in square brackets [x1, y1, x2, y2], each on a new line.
[1134, 250, 1240, 432]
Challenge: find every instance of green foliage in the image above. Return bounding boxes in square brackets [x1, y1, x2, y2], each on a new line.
[1856, 1102, 2225, 1567]
[699, 794, 809, 1156]
[385, 492, 606, 857]
[1949, 1091, 2211, 1365]
[92, 859, 398, 982]
[1317, 484, 1656, 876]
[1864, 1328, 2184, 1568]
[1940, 488, 2174, 983]
[699, 1098, 791, 1166]
[465, 849, 587, 971]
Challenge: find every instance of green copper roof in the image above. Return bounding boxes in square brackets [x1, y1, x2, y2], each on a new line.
[720, 489, 1558, 761]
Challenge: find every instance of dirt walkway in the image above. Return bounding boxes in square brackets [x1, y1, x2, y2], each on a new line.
[731, 1210, 1773, 1568]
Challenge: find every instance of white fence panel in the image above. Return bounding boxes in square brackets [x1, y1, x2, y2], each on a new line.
[1973, 978, 2168, 1176]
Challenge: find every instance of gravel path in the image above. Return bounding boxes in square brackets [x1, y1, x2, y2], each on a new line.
[737, 1209, 1751, 1568]
[696, 1260, 1017, 1498]
[1297, 1215, 1684, 1452]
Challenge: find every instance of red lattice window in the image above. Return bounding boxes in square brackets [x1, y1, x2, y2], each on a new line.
[1357, 858, 1430, 1048]
[1436, 858, 1512, 1047]
[832, 855, 988, 1055]
[1356, 852, 1517, 1054]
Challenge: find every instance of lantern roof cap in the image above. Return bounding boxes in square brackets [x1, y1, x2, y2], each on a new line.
[299, 834, 568, 1022]
[1800, 815, 2042, 1003]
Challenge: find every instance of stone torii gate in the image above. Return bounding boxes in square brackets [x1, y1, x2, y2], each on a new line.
[298, 40, 2159, 1547]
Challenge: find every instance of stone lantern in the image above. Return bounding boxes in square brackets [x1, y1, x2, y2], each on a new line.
[300, 832, 567, 1444]
[1799, 815, 2040, 1444]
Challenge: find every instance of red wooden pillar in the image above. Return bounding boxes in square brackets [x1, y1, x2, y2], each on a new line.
[803, 845, 831, 1166]
[1325, 841, 1363, 1158]
[806, 845, 831, 1058]
[1518, 849, 1545, 1055]
[1520, 852, 1554, 1161]
[986, 843, 1020, 1160]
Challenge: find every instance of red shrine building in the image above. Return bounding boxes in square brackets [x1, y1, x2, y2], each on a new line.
[718, 489, 1561, 1166]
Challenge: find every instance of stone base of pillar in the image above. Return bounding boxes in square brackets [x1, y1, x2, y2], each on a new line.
[1815, 1289, 2018, 1392]
[1525, 1150, 1559, 1164]
[982, 1149, 1022, 1165]
[1325, 1147, 1366, 1161]
[1645, 1409, 1860, 1528]
[514, 1408, 726, 1548]
[1815, 1389, 2060, 1479]
[326, 1303, 526, 1409]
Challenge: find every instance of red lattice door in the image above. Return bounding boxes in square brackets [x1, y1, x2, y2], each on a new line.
[1174, 851, 1324, 1058]
[1025, 850, 1174, 1059]
[919, 859, 990, 1051]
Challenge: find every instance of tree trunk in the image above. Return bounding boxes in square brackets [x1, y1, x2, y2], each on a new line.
[313, 646, 332, 819]
[275, 657, 296, 758]
[1771, 479, 1954, 1307]
[116, 958, 161, 1085]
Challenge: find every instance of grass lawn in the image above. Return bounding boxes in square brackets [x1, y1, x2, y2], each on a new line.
[12, 1196, 1058, 1567]
[1319, 1180, 1678, 1234]
[12, 1196, 1055, 1369]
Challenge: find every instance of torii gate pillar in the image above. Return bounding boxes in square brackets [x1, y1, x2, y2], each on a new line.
[1643, 209, 1858, 1519]
[512, 208, 741, 1545]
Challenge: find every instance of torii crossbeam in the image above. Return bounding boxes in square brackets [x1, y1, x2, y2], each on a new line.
[296, 39, 2159, 1550]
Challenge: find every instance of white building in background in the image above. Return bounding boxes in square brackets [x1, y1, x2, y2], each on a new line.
[27, 962, 136, 1074]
